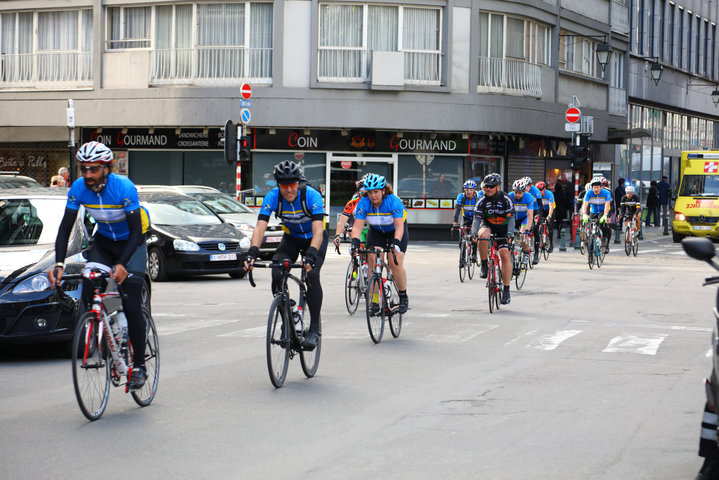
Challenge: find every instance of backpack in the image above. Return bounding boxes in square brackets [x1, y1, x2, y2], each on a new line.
[275, 177, 325, 220]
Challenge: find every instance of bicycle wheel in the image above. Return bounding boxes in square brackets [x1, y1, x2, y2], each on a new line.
[515, 258, 527, 290]
[131, 308, 160, 407]
[541, 227, 550, 261]
[624, 228, 631, 256]
[466, 241, 475, 279]
[365, 275, 385, 344]
[632, 230, 639, 256]
[458, 242, 467, 283]
[528, 242, 535, 269]
[299, 319, 321, 378]
[596, 234, 605, 268]
[579, 228, 586, 255]
[487, 257, 497, 313]
[493, 261, 502, 311]
[387, 280, 403, 338]
[344, 258, 360, 315]
[72, 312, 110, 421]
[266, 295, 290, 388]
[587, 236, 595, 270]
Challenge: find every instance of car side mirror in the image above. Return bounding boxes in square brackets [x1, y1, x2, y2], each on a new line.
[682, 237, 716, 262]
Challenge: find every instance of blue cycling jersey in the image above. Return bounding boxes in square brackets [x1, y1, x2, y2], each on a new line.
[355, 194, 407, 233]
[455, 192, 477, 220]
[66, 174, 148, 241]
[583, 188, 612, 214]
[527, 185, 541, 210]
[538, 189, 555, 211]
[509, 191, 535, 221]
[259, 186, 325, 239]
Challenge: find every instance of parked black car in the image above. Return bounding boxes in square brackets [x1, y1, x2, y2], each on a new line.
[140, 192, 251, 281]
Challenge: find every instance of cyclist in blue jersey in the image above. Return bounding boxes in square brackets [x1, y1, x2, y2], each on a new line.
[453, 179, 479, 263]
[535, 181, 555, 253]
[509, 179, 535, 265]
[522, 177, 542, 264]
[244, 160, 327, 350]
[582, 176, 613, 253]
[350, 173, 409, 314]
[49, 141, 150, 391]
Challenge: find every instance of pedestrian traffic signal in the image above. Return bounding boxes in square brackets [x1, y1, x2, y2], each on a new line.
[570, 135, 591, 169]
[223, 119, 237, 166]
[239, 135, 251, 163]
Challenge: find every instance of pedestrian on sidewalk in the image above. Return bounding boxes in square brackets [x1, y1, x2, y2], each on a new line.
[646, 180, 659, 227]
[657, 175, 672, 226]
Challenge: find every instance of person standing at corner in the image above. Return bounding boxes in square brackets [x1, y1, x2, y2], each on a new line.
[614, 178, 626, 216]
[646, 180, 659, 227]
[58, 167, 70, 187]
[657, 175, 672, 226]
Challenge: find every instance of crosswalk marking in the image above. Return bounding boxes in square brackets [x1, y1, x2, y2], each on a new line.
[527, 330, 582, 350]
[602, 334, 668, 355]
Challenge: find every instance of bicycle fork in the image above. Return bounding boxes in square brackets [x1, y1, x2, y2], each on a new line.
[91, 300, 130, 378]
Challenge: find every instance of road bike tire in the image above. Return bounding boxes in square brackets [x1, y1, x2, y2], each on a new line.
[344, 258, 360, 315]
[71, 312, 110, 421]
[266, 295, 290, 388]
[624, 228, 631, 256]
[131, 308, 160, 407]
[387, 279, 403, 338]
[466, 241, 475, 279]
[458, 242, 467, 283]
[587, 236, 595, 270]
[579, 229, 586, 255]
[365, 275, 385, 344]
[632, 231, 639, 256]
[493, 261, 502, 310]
[487, 257, 497, 313]
[300, 325, 321, 378]
[528, 241, 535, 269]
[515, 259, 527, 290]
[596, 234, 605, 268]
[541, 227, 550, 261]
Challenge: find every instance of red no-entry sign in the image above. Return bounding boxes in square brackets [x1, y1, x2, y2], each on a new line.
[240, 83, 252, 100]
[565, 107, 581, 123]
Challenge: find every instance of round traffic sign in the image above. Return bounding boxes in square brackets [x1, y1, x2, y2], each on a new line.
[565, 107, 581, 123]
[240, 83, 252, 100]
[240, 108, 251, 125]
[340, 160, 352, 169]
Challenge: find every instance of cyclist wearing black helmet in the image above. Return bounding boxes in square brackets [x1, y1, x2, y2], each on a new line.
[472, 173, 515, 304]
[244, 160, 327, 350]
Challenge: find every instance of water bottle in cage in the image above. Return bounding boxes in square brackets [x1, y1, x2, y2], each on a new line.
[290, 300, 303, 333]
[116, 310, 129, 346]
[383, 279, 392, 302]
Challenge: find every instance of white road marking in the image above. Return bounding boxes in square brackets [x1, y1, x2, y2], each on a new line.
[602, 334, 668, 355]
[505, 329, 539, 346]
[527, 330, 582, 351]
[427, 324, 499, 342]
[158, 318, 241, 336]
[708, 348, 713, 358]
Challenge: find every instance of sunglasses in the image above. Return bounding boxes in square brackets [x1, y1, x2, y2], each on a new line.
[79, 165, 103, 174]
[278, 182, 299, 189]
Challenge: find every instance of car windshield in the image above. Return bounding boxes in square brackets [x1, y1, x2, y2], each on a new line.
[0, 176, 43, 189]
[0, 197, 66, 245]
[188, 192, 254, 214]
[679, 175, 719, 197]
[142, 198, 222, 225]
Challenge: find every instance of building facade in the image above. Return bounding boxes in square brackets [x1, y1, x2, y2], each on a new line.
[0, 0, 715, 232]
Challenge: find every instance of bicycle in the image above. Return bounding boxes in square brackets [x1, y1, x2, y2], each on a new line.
[249, 258, 320, 388]
[578, 219, 590, 255]
[339, 244, 368, 315]
[63, 270, 159, 421]
[624, 216, 639, 257]
[537, 215, 551, 261]
[510, 233, 528, 290]
[452, 225, 475, 282]
[479, 235, 504, 313]
[360, 246, 403, 343]
[586, 218, 605, 269]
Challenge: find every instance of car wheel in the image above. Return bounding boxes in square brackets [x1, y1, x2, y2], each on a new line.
[672, 230, 684, 243]
[148, 247, 168, 282]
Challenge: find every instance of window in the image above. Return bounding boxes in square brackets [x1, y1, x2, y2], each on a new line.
[479, 13, 549, 65]
[609, 52, 624, 88]
[318, 3, 441, 85]
[107, 6, 151, 49]
[559, 31, 603, 79]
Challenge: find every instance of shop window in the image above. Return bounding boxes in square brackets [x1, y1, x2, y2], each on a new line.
[251, 152, 326, 197]
[397, 155, 462, 199]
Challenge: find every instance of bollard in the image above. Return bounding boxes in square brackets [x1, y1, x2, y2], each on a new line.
[559, 227, 567, 251]
[574, 225, 581, 249]
[638, 227, 644, 240]
[613, 224, 621, 244]
[663, 215, 669, 236]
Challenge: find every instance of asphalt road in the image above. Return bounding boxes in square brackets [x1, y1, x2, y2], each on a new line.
[0, 228, 714, 480]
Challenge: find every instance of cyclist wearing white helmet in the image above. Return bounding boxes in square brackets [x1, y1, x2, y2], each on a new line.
[521, 177, 542, 264]
[453, 179, 479, 263]
[582, 176, 613, 253]
[619, 185, 642, 232]
[509, 179, 535, 264]
[49, 141, 151, 391]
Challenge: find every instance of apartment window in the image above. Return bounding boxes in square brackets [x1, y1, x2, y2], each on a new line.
[107, 6, 151, 49]
[559, 31, 602, 78]
[480, 13, 549, 65]
[712, 24, 717, 80]
[659, 0, 666, 61]
[687, 11, 694, 72]
[318, 3, 441, 85]
[668, 3, 675, 66]
[679, 7, 685, 69]
[610, 52, 624, 88]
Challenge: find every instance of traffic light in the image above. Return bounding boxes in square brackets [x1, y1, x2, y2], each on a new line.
[223, 119, 237, 166]
[239, 135, 251, 163]
[570, 135, 590, 169]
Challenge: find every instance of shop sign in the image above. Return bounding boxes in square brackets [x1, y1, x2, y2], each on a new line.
[81, 127, 223, 149]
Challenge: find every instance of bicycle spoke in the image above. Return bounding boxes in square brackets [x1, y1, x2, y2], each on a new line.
[72, 313, 110, 421]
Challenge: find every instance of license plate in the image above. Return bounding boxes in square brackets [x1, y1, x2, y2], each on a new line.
[210, 253, 237, 261]
[693, 226, 712, 231]
[265, 236, 282, 243]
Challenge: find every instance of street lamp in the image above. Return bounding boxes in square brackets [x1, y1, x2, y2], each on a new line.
[595, 43, 612, 72]
[713, 86, 719, 106]
[650, 61, 663, 86]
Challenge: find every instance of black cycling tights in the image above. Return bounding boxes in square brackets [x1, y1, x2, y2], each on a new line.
[271, 231, 328, 335]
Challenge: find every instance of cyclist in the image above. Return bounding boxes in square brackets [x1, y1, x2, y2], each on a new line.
[581, 176, 612, 253]
[535, 181, 555, 253]
[48, 141, 150, 391]
[619, 185, 642, 232]
[522, 177, 542, 264]
[350, 173, 409, 314]
[453, 179, 479, 264]
[333, 179, 367, 250]
[244, 160, 327, 350]
[473, 173, 514, 304]
[509, 179, 534, 265]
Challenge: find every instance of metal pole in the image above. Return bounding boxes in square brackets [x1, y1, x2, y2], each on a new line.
[236, 123, 243, 201]
[67, 99, 76, 182]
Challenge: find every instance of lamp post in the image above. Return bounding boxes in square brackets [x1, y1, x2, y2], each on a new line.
[712, 86, 719, 106]
[650, 61, 664, 86]
[595, 43, 612, 72]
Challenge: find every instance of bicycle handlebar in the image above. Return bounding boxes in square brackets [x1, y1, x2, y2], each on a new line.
[58, 269, 128, 299]
[354, 246, 399, 266]
[247, 260, 304, 288]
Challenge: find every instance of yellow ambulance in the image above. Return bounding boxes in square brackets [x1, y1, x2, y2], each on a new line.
[673, 150, 719, 242]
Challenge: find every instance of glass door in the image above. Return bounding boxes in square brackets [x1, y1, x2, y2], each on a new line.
[327, 153, 397, 228]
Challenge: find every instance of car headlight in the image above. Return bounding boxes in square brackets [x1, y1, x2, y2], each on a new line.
[674, 212, 686, 221]
[236, 223, 254, 237]
[13, 273, 51, 294]
[240, 237, 251, 250]
[173, 239, 200, 251]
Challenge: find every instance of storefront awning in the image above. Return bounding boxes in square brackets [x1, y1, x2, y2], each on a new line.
[606, 128, 653, 144]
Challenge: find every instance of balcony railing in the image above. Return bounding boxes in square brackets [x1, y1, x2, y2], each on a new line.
[477, 56, 542, 97]
[150, 47, 273, 85]
[611, 0, 629, 35]
[608, 86, 627, 115]
[318, 47, 441, 85]
[0, 51, 93, 89]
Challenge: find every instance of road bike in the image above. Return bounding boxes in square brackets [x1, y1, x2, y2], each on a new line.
[249, 258, 320, 388]
[624, 216, 640, 257]
[479, 235, 504, 313]
[586, 218, 605, 269]
[63, 270, 159, 421]
[510, 233, 528, 290]
[361, 246, 403, 343]
[340, 245, 368, 315]
[537, 215, 551, 261]
[578, 220, 591, 255]
[452, 225, 475, 282]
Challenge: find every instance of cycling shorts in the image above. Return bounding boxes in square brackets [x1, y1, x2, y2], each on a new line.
[366, 224, 408, 253]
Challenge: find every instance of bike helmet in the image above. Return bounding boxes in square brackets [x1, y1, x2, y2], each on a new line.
[512, 179, 525, 192]
[76, 141, 114, 164]
[482, 173, 501, 188]
[523, 176, 533, 185]
[625, 185, 635, 194]
[600, 177, 609, 187]
[273, 160, 302, 184]
[463, 179, 477, 190]
[590, 177, 603, 187]
[363, 173, 386, 191]
[536, 181, 546, 190]
[585, 183, 591, 191]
